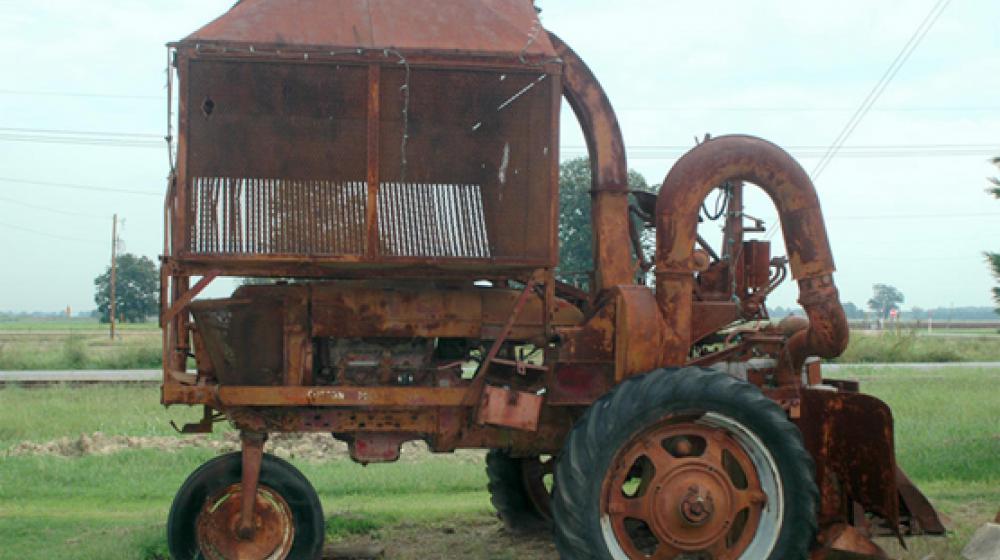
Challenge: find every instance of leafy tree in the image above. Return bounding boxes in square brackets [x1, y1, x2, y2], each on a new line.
[841, 301, 864, 320]
[93, 253, 158, 323]
[867, 284, 904, 320]
[558, 157, 650, 287]
[987, 157, 1000, 313]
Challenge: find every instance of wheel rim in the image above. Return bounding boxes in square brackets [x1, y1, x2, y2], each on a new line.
[520, 455, 555, 519]
[600, 412, 782, 560]
[195, 483, 295, 560]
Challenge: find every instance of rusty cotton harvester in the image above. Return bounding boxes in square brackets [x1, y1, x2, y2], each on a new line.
[159, 2, 945, 558]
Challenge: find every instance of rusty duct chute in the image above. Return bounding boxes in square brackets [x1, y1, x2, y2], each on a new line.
[654, 134, 848, 373]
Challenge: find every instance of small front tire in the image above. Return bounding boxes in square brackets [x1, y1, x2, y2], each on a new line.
[167, 452, 325, 560]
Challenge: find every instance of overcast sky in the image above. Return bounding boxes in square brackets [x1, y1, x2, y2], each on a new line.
[0, 0, 998, 313]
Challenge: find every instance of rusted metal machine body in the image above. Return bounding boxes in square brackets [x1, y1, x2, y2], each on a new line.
[160, 2, 943, 558]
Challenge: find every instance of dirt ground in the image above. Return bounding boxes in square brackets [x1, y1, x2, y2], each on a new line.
[325, 516, 557, 560]
[321, 518, 965, 560]
[6, 431, 487, 463]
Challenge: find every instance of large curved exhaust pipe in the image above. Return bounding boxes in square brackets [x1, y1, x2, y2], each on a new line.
[654, 135, 849, 375]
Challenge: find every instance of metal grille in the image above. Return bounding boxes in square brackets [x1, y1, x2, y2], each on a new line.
[189, 177, 367, 255]
[377, 183, 490, 258]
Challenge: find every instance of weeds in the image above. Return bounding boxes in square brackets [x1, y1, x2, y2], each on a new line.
[62, 336, 88, 369]
[326, 512, 385, 540]
[835, 330, 1000, 363]
[0, 333, 161, 370]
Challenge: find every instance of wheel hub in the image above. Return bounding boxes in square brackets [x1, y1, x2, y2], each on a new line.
[195, 483, 295, 560]
[651, 463, 734, 550]
[678, 484, 715, 526]
[602, 419, 771, 558]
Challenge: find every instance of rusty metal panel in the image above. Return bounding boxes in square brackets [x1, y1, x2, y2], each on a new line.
[477, 385, 543, 431]
[190, 297, 284, 386]
[797, 389, 900, 532]
[219, 386, 469, 407]
[613, 286, 668, 380]
[311, 284, 483, 339]
[741, 240, 772, 294]
[895, 467, 946, 535]
[185, 60, 368, 180]
[547, 363, 614, 405]
[690, 301, 741, 343]
[183, 0, 556, 58]
[379, 66, 557, 263]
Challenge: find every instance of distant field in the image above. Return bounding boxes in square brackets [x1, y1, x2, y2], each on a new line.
[0, 318, 158, 331]
[3, 317, 1000, 372]
[835, 330, 1000, 363]
[0, 366, 997, 559]
[0, 319, 159, 370]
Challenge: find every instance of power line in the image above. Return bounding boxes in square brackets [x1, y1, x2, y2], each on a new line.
[0, 134, 162, 149]
[0, 89, 163, 100]
[0, 176, 162, 197]
[0, 220, 104, 244]
[0, 126, 161, 138]
[561, 143, 997, 160]
[812, 0, 952, 180]
[762, 0, 952, 242]
[826, 211, 1000, 221]
[0, 126, 164, 150]
[616, 105, 1000, 113]
[0, 193, 108, 220]
[564, 143, 996, 151]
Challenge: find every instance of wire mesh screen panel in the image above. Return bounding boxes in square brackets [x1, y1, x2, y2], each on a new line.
[379, 67, 558, 263]
[189, 177, 367, 255]
[377, 182, 490, 258]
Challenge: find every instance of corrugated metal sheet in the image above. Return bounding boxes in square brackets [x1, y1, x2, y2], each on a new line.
[183, 0, 555, 57]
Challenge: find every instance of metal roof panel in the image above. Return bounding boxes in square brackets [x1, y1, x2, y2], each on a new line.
[183, 0, 555, 58]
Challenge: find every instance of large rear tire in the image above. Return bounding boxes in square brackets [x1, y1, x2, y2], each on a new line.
[552, 367, 818, 559]
[167, 452, 325, 560]
[486, 450, 554, 533]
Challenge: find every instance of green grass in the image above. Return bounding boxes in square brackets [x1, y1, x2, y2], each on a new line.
[0, 332, 161, 370]
[835, 330, 1000, 363]
[0, 385, 203, 450]
[0, 449, 491, 560]
[0, 317, 158, 331]
[849, 367, 1000, 483]
[0, 368, 997, 558]
[0, 317, 160, 370]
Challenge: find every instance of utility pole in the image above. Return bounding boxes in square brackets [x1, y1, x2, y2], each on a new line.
[110, 213, 118, 340]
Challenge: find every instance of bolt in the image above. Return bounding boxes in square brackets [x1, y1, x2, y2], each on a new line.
[674, 437, 694, 456]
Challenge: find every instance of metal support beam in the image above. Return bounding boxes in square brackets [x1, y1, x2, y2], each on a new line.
[238, 431, 266, 540]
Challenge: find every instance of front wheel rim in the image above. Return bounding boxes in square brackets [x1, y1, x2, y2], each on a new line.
[195, 483, 295, 560]
[600, 412, 783, 559]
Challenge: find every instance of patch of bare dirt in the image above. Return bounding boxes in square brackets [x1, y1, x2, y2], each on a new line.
[328, 515, 557, 560]
[5, 431, 486, 463]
